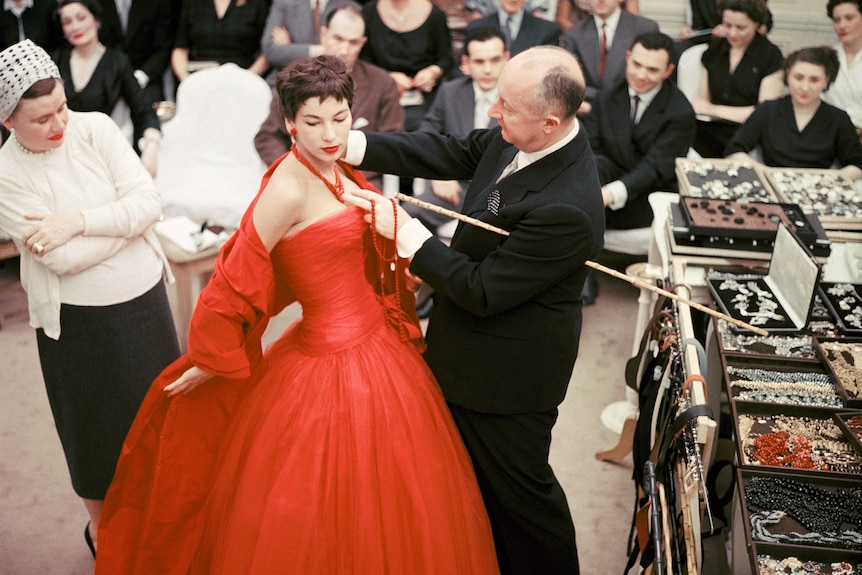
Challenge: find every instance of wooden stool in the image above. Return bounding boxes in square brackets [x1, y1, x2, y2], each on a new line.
[159, 238, 221, 352]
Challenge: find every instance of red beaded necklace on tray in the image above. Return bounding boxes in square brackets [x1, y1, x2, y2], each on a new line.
[290, 143, 410, 343]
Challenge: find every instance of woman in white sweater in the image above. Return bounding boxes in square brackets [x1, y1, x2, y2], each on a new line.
[0, 40, 179, 558]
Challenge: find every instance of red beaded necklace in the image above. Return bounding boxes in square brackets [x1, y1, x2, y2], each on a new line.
[291, 143, 344, 202]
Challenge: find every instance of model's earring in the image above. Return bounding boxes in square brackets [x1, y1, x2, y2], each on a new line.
[289, 127, 297, 137]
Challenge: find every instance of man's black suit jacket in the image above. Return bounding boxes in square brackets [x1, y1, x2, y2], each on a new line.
[96, 0, 176, 85]
[361, 127, 604, 414]
[0, 0, 63, 52]
[467, 11, 560, 56]
[584, 80, 695, 229]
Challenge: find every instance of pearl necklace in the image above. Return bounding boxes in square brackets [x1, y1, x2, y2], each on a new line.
[290, 143, 344, 202]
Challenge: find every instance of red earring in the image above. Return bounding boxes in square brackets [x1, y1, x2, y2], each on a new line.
[289, 127, 297, 136]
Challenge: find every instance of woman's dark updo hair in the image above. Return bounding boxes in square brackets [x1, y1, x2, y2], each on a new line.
[720, 0, 769, 27]
[56, 0, 103, 23]
[827, 0, 862, 19]
[276, 55, 354, 122]
[783, 46, 840, 88]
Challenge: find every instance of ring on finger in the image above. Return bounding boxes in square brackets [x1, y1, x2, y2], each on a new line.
[34, 242, 45, 253]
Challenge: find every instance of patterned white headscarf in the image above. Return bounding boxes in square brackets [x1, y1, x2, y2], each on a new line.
[0, 39, 60, 122]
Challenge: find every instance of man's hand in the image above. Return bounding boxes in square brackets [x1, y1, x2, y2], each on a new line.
[271, 26, 292, 45]
[342, 189, 411, 239]
[430, 180, 462, 206]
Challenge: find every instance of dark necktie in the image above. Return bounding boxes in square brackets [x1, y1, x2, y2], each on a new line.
[600, 23, 608, 79]
[504, 16, 514, 52]
[630, 95, 640, 125]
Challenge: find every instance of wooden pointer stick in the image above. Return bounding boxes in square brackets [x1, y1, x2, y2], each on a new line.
[395, 193, 770, 336]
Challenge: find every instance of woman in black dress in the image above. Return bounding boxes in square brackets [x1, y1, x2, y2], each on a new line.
[53, 0, 161, 175]
[691, 0, 783, 157]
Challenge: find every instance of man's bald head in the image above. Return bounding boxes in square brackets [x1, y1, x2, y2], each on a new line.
[503, 47, 586, 120]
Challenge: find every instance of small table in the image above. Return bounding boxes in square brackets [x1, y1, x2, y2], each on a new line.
[158, 237, 221, 352]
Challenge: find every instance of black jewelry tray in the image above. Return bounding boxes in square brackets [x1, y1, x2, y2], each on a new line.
[833, 411, 862, 460]
[731, 400, 862, 478]
[814, 337, 862, 408]
[819, 283, 862, 336]
[736, 468, 862, 560]
[720, 355, 843, 409]
[707, 224, 821, 333]
[713, 318, 821, 361]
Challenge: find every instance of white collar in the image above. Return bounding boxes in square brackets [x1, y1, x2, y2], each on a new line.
[593, 7, 622, 37]
[473, 84, 498, 104]
[628, 82, 662, 109]
[516, 120, 580, 171]
[4, 0, 33, 16]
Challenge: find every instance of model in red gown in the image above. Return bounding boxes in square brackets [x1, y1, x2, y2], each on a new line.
[94, 156, 500, 574]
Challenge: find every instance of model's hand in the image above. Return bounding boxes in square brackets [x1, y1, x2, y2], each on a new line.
[430, 180, 462, 206]
[23, 212, 85, 256]
[342, 189, 411, 240]
[163, 365, 214, 397]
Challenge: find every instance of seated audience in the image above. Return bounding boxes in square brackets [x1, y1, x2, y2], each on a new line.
[53, 0, 160, 176]
[562, 0, 658, 114]
[1, 0, 64, 51]
[581, 31, 696, 303]
[403, 25, 508, 318]
[360, 0, 452, 132]
[171, 0, 270, 83]
[821, 0, 862, 139]
[254, 2, 404, 190]
[725, 46, 862, 181]
[95, 0, 176, 108]
[555, 0, 590, 31]
[467, 0, 561, 57]
[261, 0, 346, 80]
[691, 0, 783, 157]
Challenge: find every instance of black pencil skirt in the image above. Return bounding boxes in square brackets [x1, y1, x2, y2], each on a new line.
[36, 280, 180, 499]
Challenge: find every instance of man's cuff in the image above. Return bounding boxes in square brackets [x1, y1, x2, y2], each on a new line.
[606, 180, 628, 211]
[343, 131, 368, 166]
[396, 217, 433, 258]
[134, 70, 150, 88]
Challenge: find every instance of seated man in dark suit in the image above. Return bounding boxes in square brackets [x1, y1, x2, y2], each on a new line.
[581, 31, 695, 301]
[403, 25, 508, 317]
[96, 0, 176, 106]
[562, 0, 658, 114]
[467, 0, 560, 56]
[254, 2, 403, 189]
[404, 26, 508, 235]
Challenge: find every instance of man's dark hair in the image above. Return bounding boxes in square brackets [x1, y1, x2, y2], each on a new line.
[322, 0, 363, 28]
[463, 26, 507, 58]
[630, 31, 675, 61]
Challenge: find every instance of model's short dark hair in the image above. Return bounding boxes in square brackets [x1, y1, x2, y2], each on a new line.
[630, 31, 675, 62]
[719, 0, 769, 27]
[276, 55, 355, 121]
[463, 26, 507, 57]
[56, 0, 103, 23]
[827, 0, 862, 19]
[783, 46, 840, 88]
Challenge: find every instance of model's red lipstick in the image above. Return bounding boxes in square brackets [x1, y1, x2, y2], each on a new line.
[322, 145, 340, 154]
[48, 132, 64, 141]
